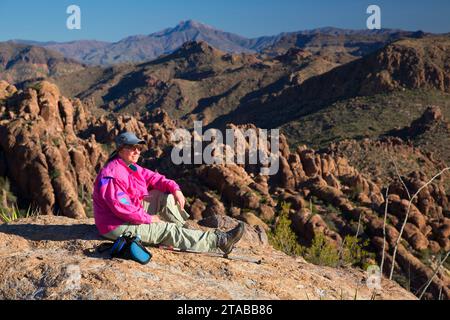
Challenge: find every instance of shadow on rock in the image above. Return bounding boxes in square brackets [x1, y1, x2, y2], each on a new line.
[0, 223, 102, 242]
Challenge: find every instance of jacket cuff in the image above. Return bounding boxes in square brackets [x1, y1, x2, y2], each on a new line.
[170, 183, 181, 194]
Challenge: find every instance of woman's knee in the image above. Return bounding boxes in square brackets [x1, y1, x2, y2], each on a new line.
[164, 193, 176, 206]
[145, 189, 166, 203]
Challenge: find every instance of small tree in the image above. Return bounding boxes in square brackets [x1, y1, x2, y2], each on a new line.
[339, 235, 374, 269]
[268, 202, 304, 256]
[304, 233, 340, 267]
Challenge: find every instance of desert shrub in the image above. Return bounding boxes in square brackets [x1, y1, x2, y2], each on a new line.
[0, 204, 38, 223]
[306, 197, 320, 216]
[78, 185, 93, 218]
[0, 178, 40, 223]
[29, 82, 43, 91]
[260, 195, 268, 205]
[0, 205, 19, 223]
[268, 202, 375, 270]
[417, 248, 434, 267]
[49, 169, 61, 180]
[52, 138, 61, 148]
[303, 233, 340, 267]
[268, 202, 304, 256]
[325, 203, 342, 215]
[322, 212, 340, 233]
[339, 235, 375, 269]
[303, 233, 374, 268]
[348, 186, 364, 203]
[443, 253, 450, 271]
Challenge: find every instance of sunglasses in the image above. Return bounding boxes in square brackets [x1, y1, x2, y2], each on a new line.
[123, 144, 145, 152]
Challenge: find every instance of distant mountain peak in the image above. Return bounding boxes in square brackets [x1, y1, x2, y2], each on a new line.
[176, 20, 215, 30]
[151, 20, 217, 38]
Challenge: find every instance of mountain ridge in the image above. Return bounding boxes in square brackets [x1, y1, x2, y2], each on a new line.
[8, 20, 431, 66]
[0, 42, 85, 84]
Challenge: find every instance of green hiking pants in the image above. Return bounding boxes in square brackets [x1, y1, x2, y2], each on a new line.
[103, 190, 219, 252]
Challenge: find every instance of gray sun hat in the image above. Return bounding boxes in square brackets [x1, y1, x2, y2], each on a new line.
[107, 132, 146, 162]
[114, 132, 146, 149]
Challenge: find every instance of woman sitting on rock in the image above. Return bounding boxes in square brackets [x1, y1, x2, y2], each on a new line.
[92, 132, 244, 254]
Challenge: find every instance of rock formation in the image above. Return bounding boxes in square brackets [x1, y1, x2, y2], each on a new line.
[0, 216, 416, 300]
[0, 80, 448, 299]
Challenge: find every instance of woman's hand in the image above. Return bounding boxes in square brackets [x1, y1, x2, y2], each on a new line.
[173, 190, 186, 210]
[150, 215, 161, 223]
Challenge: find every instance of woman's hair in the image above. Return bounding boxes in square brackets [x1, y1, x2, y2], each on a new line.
[105, 146, 124, 164]
[105, 151, 118, 164]
[105, 144, 143, 164]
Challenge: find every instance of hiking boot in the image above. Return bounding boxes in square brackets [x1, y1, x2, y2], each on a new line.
[217, 222, 245, 255]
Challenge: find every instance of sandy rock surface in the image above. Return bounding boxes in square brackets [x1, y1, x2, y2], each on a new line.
[0, 216, 416, 300]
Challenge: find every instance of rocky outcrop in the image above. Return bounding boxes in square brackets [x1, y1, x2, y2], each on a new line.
[0, 81, 17, 100]
[0, 216, 416, 300]
[0, 81, 107, 218]
[398, 106, 444, 138]
[326, 136, 448, 188]
[291, 208, 342, 247]
[0, 43, 85, 84]
[298, 36, 450, 102]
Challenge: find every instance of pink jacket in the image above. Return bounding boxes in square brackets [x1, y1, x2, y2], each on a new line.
[92, 156, 180, 235]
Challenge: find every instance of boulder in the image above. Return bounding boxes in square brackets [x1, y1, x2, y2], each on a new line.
[403, 223, 429, 251]
[239, 211, 269, 231]
[0, 81, 17, 100]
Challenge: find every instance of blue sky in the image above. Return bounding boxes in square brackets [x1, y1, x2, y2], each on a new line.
[0, 0, 449, 42]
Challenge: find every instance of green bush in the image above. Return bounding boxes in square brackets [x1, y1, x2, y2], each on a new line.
[260, 196, 268, 205]
[268, 201, 375, 270]
[348, 186, 364, 202]
[322, 216, 339, 233]
[52, 138, 61, 148]
[78, 185, 93, 218]
[0, 204, 38, 223]
[325, 203, 341, 215]
[29, 82, 42, 91]
[339, 235, 375, 269]
[417, 248, 434, 267]
[268, 202, 304, 256]
[304, 233, 340, 267]
[49, 169, 61, 180]
[303, 233, 374, 268]
[307, 198, 320, 215]
[0, 206, 19, 223]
